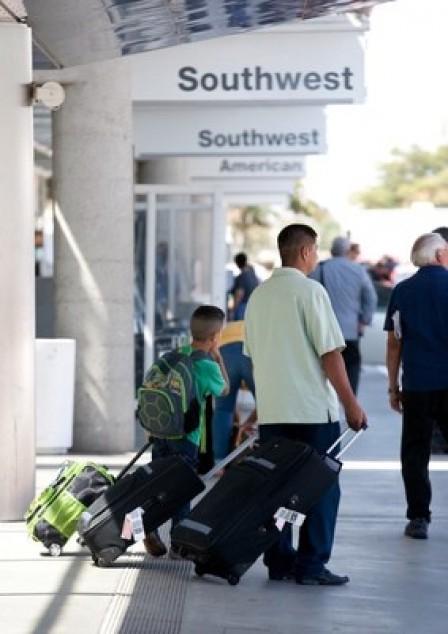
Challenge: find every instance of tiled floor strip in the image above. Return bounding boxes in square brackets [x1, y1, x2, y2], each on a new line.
[99, 527, 193, 634]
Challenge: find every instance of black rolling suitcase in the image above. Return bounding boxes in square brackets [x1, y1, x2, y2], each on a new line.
[78, 441, 205, 567]
[171, 428, 364, 585]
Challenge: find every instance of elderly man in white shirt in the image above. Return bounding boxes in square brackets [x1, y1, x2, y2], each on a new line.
[244, 223, 366, 586]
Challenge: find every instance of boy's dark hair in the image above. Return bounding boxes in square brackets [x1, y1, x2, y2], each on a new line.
[190, 305, 225, 341]
[433, 227, 448, 242]
[234, 252, 248, 269]
[277, 223, 317, 266]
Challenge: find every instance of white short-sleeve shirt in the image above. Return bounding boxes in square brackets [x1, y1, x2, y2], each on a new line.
[244, 267, 345, 425]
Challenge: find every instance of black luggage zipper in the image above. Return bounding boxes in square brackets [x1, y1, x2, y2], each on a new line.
[27, 471, 80, 523]
[84, 463, 178, 535]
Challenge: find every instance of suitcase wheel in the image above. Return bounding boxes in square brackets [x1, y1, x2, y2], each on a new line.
[194, 564, 205, 577]
[227, 574, 240, 586]
[48, 543, 62, 557]
[95, 557, 110, 568]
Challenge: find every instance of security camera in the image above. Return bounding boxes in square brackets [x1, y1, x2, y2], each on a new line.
[32, 81, 66, 110]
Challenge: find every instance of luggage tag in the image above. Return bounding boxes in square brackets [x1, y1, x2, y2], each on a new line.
[274, 507, 306, 530]
[121, 507, 145, 541]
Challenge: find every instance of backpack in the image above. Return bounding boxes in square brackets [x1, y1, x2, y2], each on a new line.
[137, 349, 207, 439]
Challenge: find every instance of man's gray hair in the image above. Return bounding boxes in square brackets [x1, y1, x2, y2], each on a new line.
[331, 236, 350, 257]
[411, 232, 447, 267]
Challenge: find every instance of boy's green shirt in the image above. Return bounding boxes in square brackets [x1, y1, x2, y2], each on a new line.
[180, 344, 226, 447]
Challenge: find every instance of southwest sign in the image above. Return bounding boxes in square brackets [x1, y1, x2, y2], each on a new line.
[132, 29, 365, 104]
[133, 105, 326, 156]
[187, 157, 306, 181]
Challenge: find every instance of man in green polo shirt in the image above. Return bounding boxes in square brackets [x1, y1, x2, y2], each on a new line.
[244, 223, 366, 586]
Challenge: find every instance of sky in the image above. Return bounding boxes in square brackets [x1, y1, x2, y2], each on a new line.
[304, 0, 448, 218]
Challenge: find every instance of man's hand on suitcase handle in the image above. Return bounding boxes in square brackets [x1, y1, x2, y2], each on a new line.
[344, 400, 368, 431]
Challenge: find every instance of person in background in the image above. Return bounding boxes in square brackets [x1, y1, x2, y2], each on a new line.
[347, 242, 361, 262]
[310, 236, 377, 395]
[433, 226, 448, 242]
[212, 320, 256, 463]
[385, 232, 448, 540]
[245, 223, 366, 586]
[231, 252, 260, 320]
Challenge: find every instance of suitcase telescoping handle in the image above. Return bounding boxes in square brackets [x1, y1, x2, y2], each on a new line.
[202, 433, 258, 482]
[116, 439, 153, 481]
[326, 424, 367, 461]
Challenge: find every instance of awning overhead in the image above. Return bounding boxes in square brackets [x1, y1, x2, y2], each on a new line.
[18, 0, 392, 69]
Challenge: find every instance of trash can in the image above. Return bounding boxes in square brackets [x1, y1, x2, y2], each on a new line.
[36, 338, 76, 454]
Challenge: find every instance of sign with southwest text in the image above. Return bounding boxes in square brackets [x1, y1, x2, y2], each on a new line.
[132, 29, 365, 104]
[133, 105, 326, 156]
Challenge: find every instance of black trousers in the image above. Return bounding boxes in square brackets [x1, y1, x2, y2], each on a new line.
[342, 339, 361, 395]
[401, 390, 448, 521]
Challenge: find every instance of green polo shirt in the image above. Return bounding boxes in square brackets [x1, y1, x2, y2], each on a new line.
[244, 267, 345, 425]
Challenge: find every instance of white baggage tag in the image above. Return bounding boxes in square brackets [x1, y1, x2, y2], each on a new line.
[121, 515, 133, 540]
[129, 507, 146, 542]
[274, 507, 306, 528]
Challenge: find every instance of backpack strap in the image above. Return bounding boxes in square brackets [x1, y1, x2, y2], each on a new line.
[190, 349, 211, 362]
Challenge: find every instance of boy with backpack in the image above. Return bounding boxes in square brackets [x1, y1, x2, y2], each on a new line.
[141, 305, 229, 558]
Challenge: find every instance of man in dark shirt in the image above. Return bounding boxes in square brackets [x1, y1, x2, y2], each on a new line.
[384, 232, 448, 540]
[231, 252, 259, 320]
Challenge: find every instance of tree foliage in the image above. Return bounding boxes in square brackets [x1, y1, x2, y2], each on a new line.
[289, 183, 340, 249]
[354, 145, 448, 208]
[228, 183, 341, 259]
[228, 204, 276, 255]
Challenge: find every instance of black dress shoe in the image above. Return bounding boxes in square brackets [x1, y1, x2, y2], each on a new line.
[296, 568, 350, 586]
[404, 518, 429, 539]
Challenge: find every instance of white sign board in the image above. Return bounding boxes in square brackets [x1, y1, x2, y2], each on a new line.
[187, 157, 306, 181]
[132, 30, 365, 104]
[133, 105, 326, 156]
[217, 180, 295, 195]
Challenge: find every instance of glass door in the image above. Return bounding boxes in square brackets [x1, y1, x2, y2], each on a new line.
[134, 185, 225, 384]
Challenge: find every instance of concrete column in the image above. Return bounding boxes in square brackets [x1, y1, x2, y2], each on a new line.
[53, 59, 134, 452]
[0, 24, 35, 518]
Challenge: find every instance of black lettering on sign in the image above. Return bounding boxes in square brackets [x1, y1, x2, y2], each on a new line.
[255, 66, 273, 90]
[274, 71, 302, 90]
[220, 159, 232, 172]
[178, 66, 198, 91]
[201, 73, 218, 91]
[197, 129, 321, 149]
[323, 71, 340, 90]
[178, 66, 354, 93]
[214, 134, 227, 147]
[198, 130, 212, 147]
[342, 67, 354, 90]
[241, 68, 253, 91]
[303, 72, 321, 90]
[222, 73, 239, 91]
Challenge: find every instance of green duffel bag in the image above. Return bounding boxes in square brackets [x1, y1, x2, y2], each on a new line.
[25, 461, 114, 556]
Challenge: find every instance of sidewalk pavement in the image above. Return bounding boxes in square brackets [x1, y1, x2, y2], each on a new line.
[1, 366, 447, 634]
